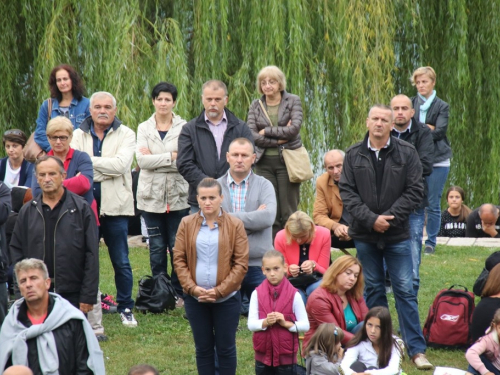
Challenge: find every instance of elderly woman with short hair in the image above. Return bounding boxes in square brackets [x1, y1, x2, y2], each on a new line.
[411, 66, 451, 255]
[274, 211, 331, 304]
[247, 65, 303, 237]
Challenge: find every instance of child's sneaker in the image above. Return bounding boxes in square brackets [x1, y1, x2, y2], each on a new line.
[120, 308, 137, 327]
[101, 293, 118, 314]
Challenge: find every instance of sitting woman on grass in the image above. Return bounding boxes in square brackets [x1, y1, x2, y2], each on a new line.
[438, 186, 471, 237]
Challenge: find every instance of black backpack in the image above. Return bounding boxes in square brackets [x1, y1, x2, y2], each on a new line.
[135, 273, 178, 313]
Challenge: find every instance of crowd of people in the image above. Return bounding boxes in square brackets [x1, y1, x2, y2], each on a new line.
[0, 62, 498, 375]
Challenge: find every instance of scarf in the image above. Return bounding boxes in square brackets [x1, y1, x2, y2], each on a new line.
[417, 90, 436, 123]
[0, 293, 105, 375]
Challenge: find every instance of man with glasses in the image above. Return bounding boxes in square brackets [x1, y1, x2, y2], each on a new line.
[178, 80, 253, 213]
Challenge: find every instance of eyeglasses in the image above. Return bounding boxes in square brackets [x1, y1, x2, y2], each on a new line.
[48, 135, 69, 142]
[4, 130, 25, 137]
[261, 80, 278, 86]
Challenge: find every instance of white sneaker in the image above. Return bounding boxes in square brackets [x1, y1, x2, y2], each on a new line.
[120, 308, 137, 327]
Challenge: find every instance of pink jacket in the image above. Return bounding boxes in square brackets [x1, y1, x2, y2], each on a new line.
[466, 330, 500, 374]
[274, 226, 331, 276]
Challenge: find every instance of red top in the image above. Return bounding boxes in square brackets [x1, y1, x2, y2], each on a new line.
[27, 311, 48, 325]
[303, 286, 368, 354]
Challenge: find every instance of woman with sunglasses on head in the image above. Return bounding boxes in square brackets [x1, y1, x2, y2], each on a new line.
[34, 64, 90, 155]
[0, 129, 33, 188]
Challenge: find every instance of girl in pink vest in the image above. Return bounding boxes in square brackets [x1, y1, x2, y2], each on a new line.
[248, 250, 310, 374]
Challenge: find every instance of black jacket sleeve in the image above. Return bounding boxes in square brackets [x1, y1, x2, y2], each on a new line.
[0, 183, 11, 270]
[382, 146, 424, 228]
[415, 124, 435, 176]
[177, 123, 208, 189]
[80, 202, 99, 305]
[339, 147, 379, 231]
[72, 320, 94, 374]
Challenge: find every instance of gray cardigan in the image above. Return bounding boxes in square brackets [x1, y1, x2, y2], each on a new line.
[218, 171, 276, 267]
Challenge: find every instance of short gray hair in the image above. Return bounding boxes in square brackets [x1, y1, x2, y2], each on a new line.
[90, 91, 117, 108]
[201, 80, 228, 96]
[15, 258, 49, 280]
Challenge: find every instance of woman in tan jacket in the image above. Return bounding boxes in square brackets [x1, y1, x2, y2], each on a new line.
[136, 82, 189, 303]
[173, 177, 248, 375]
[247, 65, 304, 238]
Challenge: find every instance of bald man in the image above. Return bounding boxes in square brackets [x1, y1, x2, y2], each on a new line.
[466, 204, 500, 238]
[391, 94, 434, 296]
[313, 149, 355, 249]
[3, 365, 34, 375]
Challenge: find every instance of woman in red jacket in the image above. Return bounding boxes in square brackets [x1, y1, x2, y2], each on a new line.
[274, 211, 331, 304]
[303, 255, 368, 353]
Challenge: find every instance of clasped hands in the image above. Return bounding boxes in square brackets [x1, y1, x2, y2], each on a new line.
[288, 260, 315, 277]
[192, 286, 218, 303]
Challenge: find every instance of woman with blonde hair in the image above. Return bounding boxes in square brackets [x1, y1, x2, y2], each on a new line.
[411, 66, 451, 255]
[274, 211, 331, 304]
[302, 255, 368, 353]
[247, 65, 303, 237]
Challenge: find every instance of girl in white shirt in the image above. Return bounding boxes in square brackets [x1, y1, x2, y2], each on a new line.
[341, 306, 403, 375]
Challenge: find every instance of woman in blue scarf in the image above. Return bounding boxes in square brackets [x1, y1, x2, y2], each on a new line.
[411, 66, 451, 255]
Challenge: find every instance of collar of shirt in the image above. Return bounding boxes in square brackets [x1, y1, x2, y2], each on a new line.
[204, 110, 228, 127]
[227, 170, 252, 186]
[392, 121, 412, 138]
[367, 137, 391, 152]
[368, 137, 390, 159]
[199, 209, 222, 227]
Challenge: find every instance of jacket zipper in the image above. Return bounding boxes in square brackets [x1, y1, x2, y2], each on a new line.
[53, 209, 69, 293]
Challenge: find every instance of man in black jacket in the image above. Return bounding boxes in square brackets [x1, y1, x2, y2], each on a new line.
[10, 156, 99, 313]
[339, 104, 432, 370]
[0, 259, 104, 374]
[391, 94, 434, 297]
[177, 80, 253, 212]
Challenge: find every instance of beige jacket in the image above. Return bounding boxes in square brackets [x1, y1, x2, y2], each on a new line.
[136, 113, 189, 213]
[71, 117, 135, 216]
[173, 211, 249, 298]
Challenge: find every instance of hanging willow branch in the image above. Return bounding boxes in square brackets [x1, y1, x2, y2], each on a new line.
[0, 0, 498, 209]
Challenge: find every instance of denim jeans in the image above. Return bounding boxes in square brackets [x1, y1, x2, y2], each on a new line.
[467, 354, 500, 375]
[240, 266, 266, 315]
[184, 292, 241, 375]
[100, 215, 134, 312]
[255, 361, 299, 375]
[297, 279, 322, 305]
[409, 207, 425, 296]
[425, 166, 450, 248]
[354, 239, 427, 357]
[142, 209, 189, 296]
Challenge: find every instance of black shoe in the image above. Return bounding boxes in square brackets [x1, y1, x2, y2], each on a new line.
[96, 333, 108, 342]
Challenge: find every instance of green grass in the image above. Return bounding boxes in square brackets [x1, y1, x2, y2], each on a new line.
[98, 245, 496, 374]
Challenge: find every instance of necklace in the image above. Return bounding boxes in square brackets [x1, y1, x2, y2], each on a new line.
[155, 115, 173, 131]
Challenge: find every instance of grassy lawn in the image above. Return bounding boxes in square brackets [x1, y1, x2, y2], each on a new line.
[98, 244, 495, 374]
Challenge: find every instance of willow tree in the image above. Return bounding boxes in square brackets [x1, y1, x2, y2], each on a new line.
[1, 0, 499, 210]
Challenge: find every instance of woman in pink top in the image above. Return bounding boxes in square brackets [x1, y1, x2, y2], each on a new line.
[274, 211, 331, 304]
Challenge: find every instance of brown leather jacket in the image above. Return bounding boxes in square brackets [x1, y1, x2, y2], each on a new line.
[173, 210, 249, 299]
[313, 172, 344, 231]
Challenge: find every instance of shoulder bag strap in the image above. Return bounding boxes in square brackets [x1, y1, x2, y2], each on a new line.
[47, 98, 52, 121]
[258, 99, 273, 127]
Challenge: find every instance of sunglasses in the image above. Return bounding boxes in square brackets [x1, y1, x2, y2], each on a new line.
[4, 130, 25, 137]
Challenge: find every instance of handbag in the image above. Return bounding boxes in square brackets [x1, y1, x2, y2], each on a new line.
[24, 98, 52, 163]
[135, 273, 178, 313]
[257, 99, 313, 183]
[280, 146, 314, 183]
[288, 271, 322, 289]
